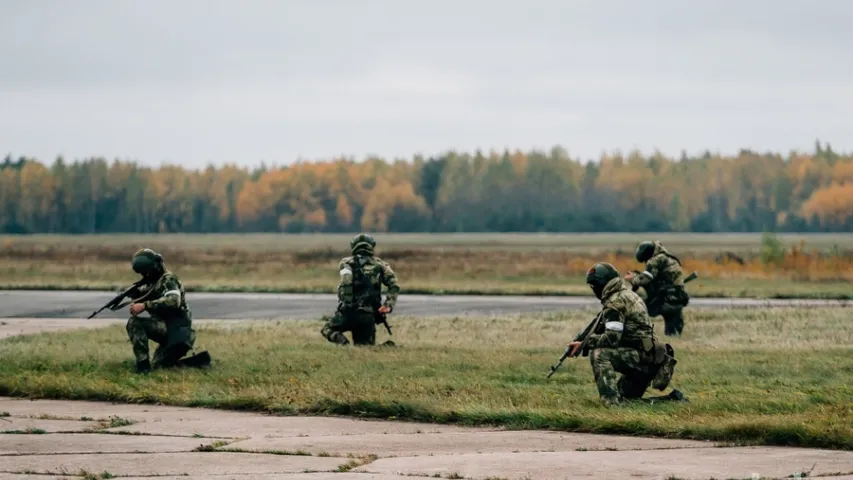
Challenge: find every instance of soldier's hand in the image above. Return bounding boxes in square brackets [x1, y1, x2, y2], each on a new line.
[567, 341, 583, 357]
[378, 305, 391, 314]
[129, 303, 146, 315]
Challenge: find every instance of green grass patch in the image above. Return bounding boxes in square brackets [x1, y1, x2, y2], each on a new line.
[1, 308, 852, 449]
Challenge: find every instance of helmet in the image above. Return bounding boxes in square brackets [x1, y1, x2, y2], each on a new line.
[585, 262, 619, 299]
[635, 241, 655, 263]
[131, 248, 164, 276]
[350, 233, 376, 254]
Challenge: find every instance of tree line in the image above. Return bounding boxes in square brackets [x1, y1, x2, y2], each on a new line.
[1, 141, 852, 234]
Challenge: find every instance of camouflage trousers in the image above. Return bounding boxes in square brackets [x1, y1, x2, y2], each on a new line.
[126, 315, 196, 367]
[590, 347, 656, 405]
[320, 311, 376, 346]
[646, 287, 688, 336]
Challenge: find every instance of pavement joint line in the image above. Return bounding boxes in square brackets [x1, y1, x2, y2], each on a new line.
[0, 449, 219, 457]
[1, 429, 239, 440]
[0, 471, 194, 478]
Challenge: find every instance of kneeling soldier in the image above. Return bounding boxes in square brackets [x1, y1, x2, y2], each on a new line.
[125, 248, 211, 373]
[321, 233, 399, 346]
[566, 262, 686, 406]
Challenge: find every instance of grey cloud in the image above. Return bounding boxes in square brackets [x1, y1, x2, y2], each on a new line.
[1, 0, 851, 167]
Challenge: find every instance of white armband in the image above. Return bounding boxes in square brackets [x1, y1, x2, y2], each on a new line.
[604, 321, 624, 332]
[340, 268, 353, 285]
[163, 290, 180, 298]
[640, 271, 654, 281]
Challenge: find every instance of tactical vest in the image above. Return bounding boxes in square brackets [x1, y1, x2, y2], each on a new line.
[348, 255, 382, 309]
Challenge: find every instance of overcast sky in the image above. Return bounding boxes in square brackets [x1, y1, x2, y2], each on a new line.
[2, 0, 851, 169]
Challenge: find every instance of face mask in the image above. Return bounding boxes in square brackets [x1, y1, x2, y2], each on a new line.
[591, 284, 604, 299]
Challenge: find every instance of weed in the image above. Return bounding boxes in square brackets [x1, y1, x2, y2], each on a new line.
[2, 428, 47, 434]
[193, 440, 231, 451]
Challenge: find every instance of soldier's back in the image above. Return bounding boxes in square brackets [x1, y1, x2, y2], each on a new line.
[648, 253, 683, 286]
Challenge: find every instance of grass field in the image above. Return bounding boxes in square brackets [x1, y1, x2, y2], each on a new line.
[1, 307, 852, 449]
[2, 232, 852, 298]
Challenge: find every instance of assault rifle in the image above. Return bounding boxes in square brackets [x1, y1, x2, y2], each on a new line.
[87, 279, 147, 319]
[546, 311, 604, 379]
[629, 270, 698, 292]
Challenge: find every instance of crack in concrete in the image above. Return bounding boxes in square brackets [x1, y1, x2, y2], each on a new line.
[1, 429, 239, 439]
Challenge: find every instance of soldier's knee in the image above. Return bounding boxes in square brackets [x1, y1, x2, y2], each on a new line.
[591, 347, 615, 362]
[126, 316, 143, 335]
[321, 326, 349, 345]
[589, 347, 603, 364]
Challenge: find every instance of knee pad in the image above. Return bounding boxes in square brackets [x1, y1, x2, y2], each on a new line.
[328, 331, 349, 345]
[321, 323, 350, 344]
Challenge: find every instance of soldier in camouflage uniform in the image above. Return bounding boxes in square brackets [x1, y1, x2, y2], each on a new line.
[626, 240, 690, 336]
[566, 263, 685, 406]
[125, 248, 211, 373]
[321, 233, 400, 346]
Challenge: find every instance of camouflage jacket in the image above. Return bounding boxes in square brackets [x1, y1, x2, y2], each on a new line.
[630, 241, 684, 297]
[586, 276, 657, 352]
[337, 254, 399, 314]
[137, 270, 192, 326]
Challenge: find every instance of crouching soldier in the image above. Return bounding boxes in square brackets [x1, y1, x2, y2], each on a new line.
[321, 233, 399, 346]
[566, 262, 686, 406]
[626, 240, 690, 336]
[125, 248, 211, 373]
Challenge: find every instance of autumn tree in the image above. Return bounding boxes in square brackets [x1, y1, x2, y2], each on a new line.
[2, 141, 852, 234]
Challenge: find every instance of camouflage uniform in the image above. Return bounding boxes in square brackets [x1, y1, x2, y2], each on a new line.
[125, 249, 205, 373]
[321, 234, 400, 346]
[630, 241, 690, 336]
[581, 263, 682, 406]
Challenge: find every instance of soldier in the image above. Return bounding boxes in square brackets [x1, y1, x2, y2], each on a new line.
[625, 240, 690, 336]
[566, 262, 685, 406]
[321, 233, 400, 346]
[125, 248, 211, 373]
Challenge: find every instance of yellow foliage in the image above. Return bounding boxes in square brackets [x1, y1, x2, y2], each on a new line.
[801, 184, 853, 226]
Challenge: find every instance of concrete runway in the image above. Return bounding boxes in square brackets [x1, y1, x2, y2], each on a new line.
[1, 290, 849, 319]
[4, 397, 852, 480]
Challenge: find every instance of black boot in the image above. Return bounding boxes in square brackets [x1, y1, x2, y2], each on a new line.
[642, 389, 688, 404]
[667, 389, 687, 401]
[178, 351, 212, 368]
[135, 359, 151, 374]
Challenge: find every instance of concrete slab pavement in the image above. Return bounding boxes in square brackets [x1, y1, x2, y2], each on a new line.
[1, 397, 852, 480]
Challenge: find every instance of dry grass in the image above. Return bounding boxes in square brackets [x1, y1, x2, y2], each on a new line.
[4, 232, 853, 252]
[1, 233, 852, 298]
[1, 307, 852, 449]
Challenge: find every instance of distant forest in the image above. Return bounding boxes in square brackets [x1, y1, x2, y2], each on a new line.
[2, 141, 851, 234]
